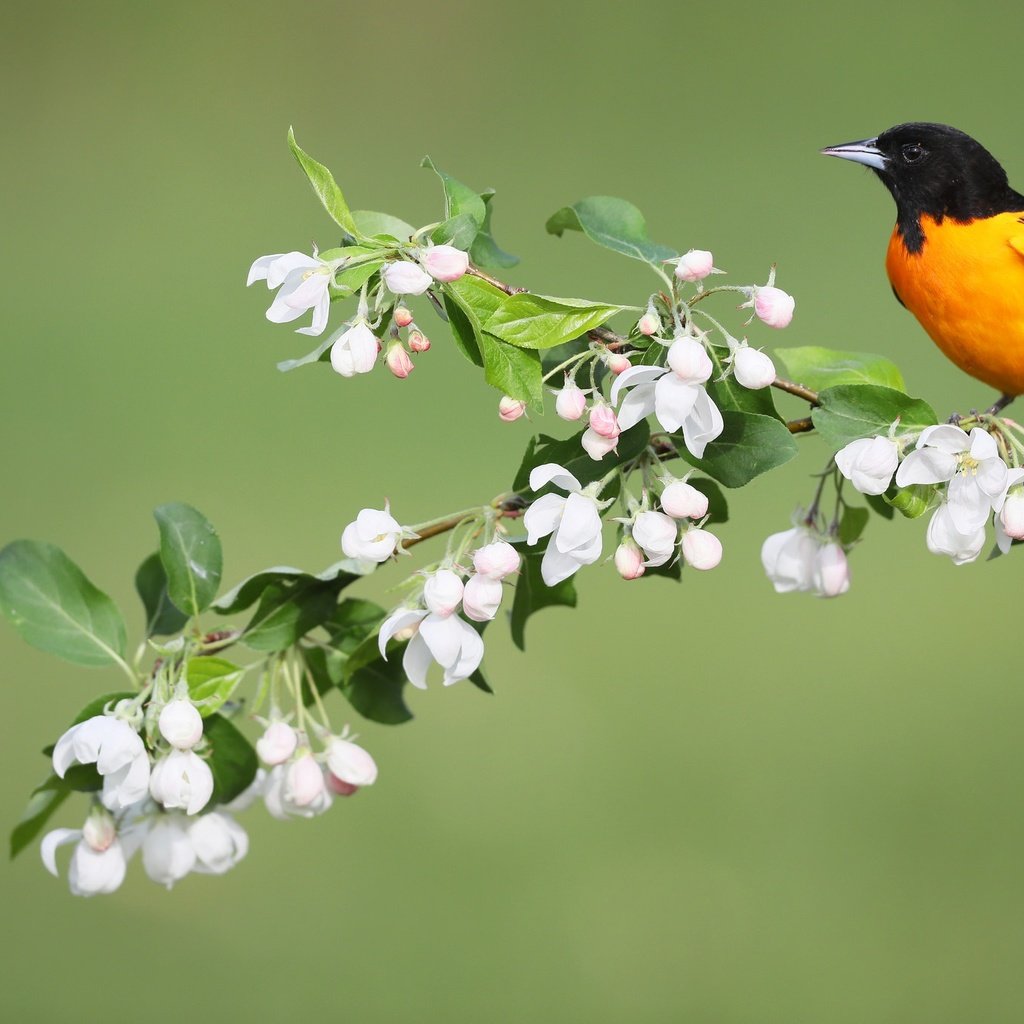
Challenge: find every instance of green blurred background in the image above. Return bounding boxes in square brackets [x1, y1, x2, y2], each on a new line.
[3, 1, 1024, 1020]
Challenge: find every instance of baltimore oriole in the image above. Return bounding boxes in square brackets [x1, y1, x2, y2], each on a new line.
[822, 122, 1024, 410]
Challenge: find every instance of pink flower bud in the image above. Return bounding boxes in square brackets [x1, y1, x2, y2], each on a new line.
[589, 404, 620, 439]
[581, 426, 617, 461]
[158, 699, 204, 750]
[256, 721, 298, 766]
[614, 539, 646, 580]
[673, 249, 715, 282]
[286, 754, 327, 808]
[327, 774, 359, 796]
[637, 312, 660, 336]
[421, 244, 469, 282]
[423, 568, 464, 617]
[680, 528, 722, 570]
[660, 480, 709, 520]
[606, 353, 631, 375]
[385, 343, 414, 379]
[82, 809, 117, 852]
[326, 738, 378, 786]
[394, 306, 414, 328]
[408, 329, 431, 353]
[472, 541, 520, 579]
[554, 380, 587, 421]
[382, 261, 433, 296]
[1001, 490, 1024, 540]
[753, 286, 795, 329]
[732, 346, 776, 389]
[462, 573, 503, 621]
[666, 337, 713, 383]
[814, 542, 850, 597]
[498, 396, 527, 421]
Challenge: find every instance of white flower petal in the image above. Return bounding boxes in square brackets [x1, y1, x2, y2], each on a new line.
[402, 634, 433, 690]
[615, 384, 657, 431]
[529, 463, 582, 493]
[553, 492, 602, 554]
[419, 613, 464, 670]
[653, 374, 699, 433]
[976, 457, 1008, 498]
[540, 544, 584, 586]
[894, 447, 957, 486]
[917, 424, 970, 454]
[265, 252, 320, 289]
[524, 493, 566, 545]
[296, 290, 331, 337]
[246, 253, 281, 286]
[968, 428, 999, 462]
[378, 608, 427, 658]
[947, 474, 992, 534]
[682, 388, 724, 459]
[609, 364, 666, 406]
[41, 828, 81, 877]
[444, 621, 484, 686]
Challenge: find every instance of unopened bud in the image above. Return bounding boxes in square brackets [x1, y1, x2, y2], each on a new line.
[394, 306, 414, 328]
[385, 342, 414, 379]
[605, 353, 631, 375]
[589, 403, 620, 439]
[673, 249, 715, 282]
[614, 538, 646, 580]
[421, 244, 469, 282]
[660, 480, 709, 520]
[326, 738, 378, 786]
[286, 754, 326, 808]
[666, 337, 713, 383]
[256, 721, 298, 766]
[814, 542, 850, 597]
[680, 528, 722, 570]
[1001, 489, 1024, 540]
[158, 699, 204, 750]
[82, 808, 117, 852]
[732, 346, 776, 389]
[408, 329, 431, 353]
[554, 380, 587, 421]
[423, 568, 464, 617]
[382, 261, 433, 296]
[498, 396, 527, 422]
[327, 774, 359, 796]
[472, 541, 520, 579]
[581, 426, 617, 461]
[752, 286, 795, 329]
[637, 312, 660, 336]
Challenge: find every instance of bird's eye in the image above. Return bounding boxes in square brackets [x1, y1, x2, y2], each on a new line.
[901, 144, 926, 164]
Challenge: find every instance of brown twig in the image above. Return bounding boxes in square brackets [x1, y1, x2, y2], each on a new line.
[772, 376, 820, 406]
[402, 502, 525, 550]
[466, 266, 527, 295]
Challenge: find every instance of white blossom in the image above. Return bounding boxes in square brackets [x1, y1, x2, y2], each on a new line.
[835, 436, 899, 495]
[523, 463, 604, 585]
[731, 345, 776, 390]
[498, 396, 527, 421]
[256, 721, 298, 766]
[631, 510, 678, 567]
[329, 322, 379, 378]
[581, 427, 618, 461]
[143, 816, 196, 889]
[382, 260, 433, 296]
[681, 528, 723, 570]
[341, 504, 407, 564]
[149, 749, 214, 816]
[158, 699, 203, 750]
[263, 760, 333, 820]
[247, 251, 335, 336]
[813, 542, 850, 597]
[925, 502, 986, 565]
[462, 573, 503, 621]
[660, 479, 708, 520]
[614, 538, 646, 579]
[750, 286, 795, 328]
[378, 606, 484, 689]
[188, 812, 249, 875]
[423, 568, 464, 617]
[52, 714, 150, 812]
[670, 249, 716, 282]
[472, 541, 520, 579]
[761, 526, 819, 593]
[42, 827, 128, 897]
[554, 380, 588, 421]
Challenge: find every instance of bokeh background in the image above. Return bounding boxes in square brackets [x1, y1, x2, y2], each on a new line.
[3, 1, 1024, 1020]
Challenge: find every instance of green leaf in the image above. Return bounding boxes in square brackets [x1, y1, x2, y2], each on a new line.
[287, 127, 358, 236]
[865, 492, 895, 520]
[510, 546, 577, 651]
[812, 385, 937, 449]
[883, 483, 937, 520]
[10, 776, 70, 859]
[324, 597, 387, 649]
[153, 503, 223, 618]
[241, 579, 346, 652]
[186, 657, 245, 717]
[775, 346, 906, 393]
[470, 190, 519, 269]
[431, 213, 480, 251]
[421, 156, 486, 226]
[0, 540, 127, 667]
[479, 334, 543, 409]
[546, 196, 677, 265]
[706, 344, 781, 418]
[484, 294, 625, 350]
[441, 275, 509, 368]
[341, 652, 414, 725]
[277, 335, 337, 374]
[443, 292, 483, 366]
[204, 714, 258, 805]
[838, 506, 870, 546]
[213, 561, 361, 614]
[350, 210, 415, 242]
[512, 421, 650, 495]
[135, 552, 189, 638]
[333, 257, 385, 295]
[676, 412, 799, 488]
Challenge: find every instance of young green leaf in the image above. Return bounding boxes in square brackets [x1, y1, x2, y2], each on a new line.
[0, 540, 128, 667]
[186, 657, 245, 717]
[350, 210, 415, 242]
[241, 579, 348, 652]
[421, 156, 487, 227]
[676, 411, 799, 488]
[470, 190, 519, 269]
[204, 714, 258, 805]
[812, 385, 937, 449]
[287, 127, 358, 236]
[135, 552, 189, 637]
[510, 546, 577, 651]
[441, 275, 510, 368]
[546, 196, 677, 265]
[153, 503, 223, 618]
[213, 562, 361, 614]
[10, 776, 71, 860]
[775, 346, 906, 393]
[484, 294, 625, 350]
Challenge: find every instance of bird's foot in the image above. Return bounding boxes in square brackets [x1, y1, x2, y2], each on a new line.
[986, 393, 1016, 416]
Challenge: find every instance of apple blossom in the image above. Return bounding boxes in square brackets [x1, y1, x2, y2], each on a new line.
[42, 823, 128, 897]
[732, 345, 776, 390]
[256, 721, 298, 766]
[761, 526, 819, 592]
[52, 714, 150, 812]
[660, 479, 709, 520]
[330, 321, 379, 378]
[325, 738, 378, 787]
[247, 251, 336, 336]
[835, 436, 899, 496]
[421, 244, 469, 282]
[462, 573, 503, 621]
[813, 542, 850, 597]
[158, 699, 203, 750]
[263, 761, 333, 819]
[895, 425, 1008, 533]
[581, 427, 618, 461]
[632, 510, 678, 567]
[394, 306, 414, 328]
[382, 260, 433, 296]
[750, 285, 795, 328]
[523, 463, 604, 585]
[341, 504, 407, 563]
[553, 379, 588, 421]
[637, 311, 660, 336]
[998, 477, 1024, 541]
[385, 343, 414, 379]
[614, 538, 646, 579]
[680, 527, 722, 570]
[408, 329, 431, 353]
[143, 816, 196, 889]
[189, 813, 249, 875]
[472, 541, 520, 579]
[925, 502, 987, 565]
[589, 403, 620, 439]
[378, 606, 484, 688]
[499, 396, 527, 421]
[149, 749, 214, 816]
[671, 249, 716, 282]
[423, 568, 464, 617]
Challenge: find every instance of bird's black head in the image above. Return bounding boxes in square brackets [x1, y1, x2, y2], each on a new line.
[822, 122, 1024, 251]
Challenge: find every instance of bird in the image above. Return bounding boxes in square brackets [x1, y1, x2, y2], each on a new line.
[822, 122, 1024, 412]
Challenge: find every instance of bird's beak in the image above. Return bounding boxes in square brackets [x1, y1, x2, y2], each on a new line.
[820, 138, 887, 171]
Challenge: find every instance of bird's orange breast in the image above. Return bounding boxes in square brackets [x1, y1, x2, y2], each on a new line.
[885, 212, 1024, 395]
